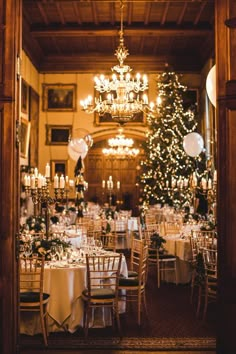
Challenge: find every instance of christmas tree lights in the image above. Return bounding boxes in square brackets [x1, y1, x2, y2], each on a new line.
[139, 70, 204, 208]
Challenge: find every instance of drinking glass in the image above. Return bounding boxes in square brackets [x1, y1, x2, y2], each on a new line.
[23, 242, 32, 258]
[95, 239, 103, 252]
[57, 244, 64, 261]
[50, 245, 57, 262]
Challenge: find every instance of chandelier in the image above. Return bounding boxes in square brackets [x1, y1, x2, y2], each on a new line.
[80, 0, 149, 123]
[102, 127, 140, 158]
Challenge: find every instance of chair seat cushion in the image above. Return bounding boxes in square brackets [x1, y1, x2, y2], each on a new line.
[128, 270, 138, 278]
[159, 254, 176, 260]
[20, 291, 50, 303]
[119, 277, 140, 286]
[82, 288, 115, 299]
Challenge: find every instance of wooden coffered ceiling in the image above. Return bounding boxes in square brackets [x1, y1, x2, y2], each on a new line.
[22, 0, 215, 74]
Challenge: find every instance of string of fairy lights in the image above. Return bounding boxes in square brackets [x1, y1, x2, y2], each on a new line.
[139, 70, 207, 208]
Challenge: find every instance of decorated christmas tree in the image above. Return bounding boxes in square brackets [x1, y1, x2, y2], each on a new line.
[139, 69, 205, 209]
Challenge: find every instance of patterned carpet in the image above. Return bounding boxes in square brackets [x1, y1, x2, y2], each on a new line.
[20, 264, 216, 351]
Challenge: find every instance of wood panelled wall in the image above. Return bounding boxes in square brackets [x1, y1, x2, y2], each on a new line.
[84, 149, 144, 214]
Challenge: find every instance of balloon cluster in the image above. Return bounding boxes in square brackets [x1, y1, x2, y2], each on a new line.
[68, 129, 93, 161]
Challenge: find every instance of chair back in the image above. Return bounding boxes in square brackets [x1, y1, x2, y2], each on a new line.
[85, 253, 122, 299]
[19, 255, 45, 297]
[130, 237, 148, 284]
[202, 247, 217, 278]
[191, 230, 216, 251]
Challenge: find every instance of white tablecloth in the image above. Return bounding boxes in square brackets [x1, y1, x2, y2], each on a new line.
[20, 254, 128, 334]
[163, 235, 192, 284]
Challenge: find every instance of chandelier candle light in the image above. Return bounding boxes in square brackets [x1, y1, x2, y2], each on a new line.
[103, 127, 140, 158]
[80, 0, 149, 123]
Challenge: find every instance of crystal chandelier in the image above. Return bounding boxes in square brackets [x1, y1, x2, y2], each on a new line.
[102, 127, 140, 158]
[80, 0, 149, 123]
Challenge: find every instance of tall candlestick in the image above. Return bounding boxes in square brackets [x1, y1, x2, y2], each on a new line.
[45, 163, 50, 178]
[54, 174, 59, 188]
[59, 175, 65, 189]
[34, 168, 38, 178]
[31, 175, 36, 189]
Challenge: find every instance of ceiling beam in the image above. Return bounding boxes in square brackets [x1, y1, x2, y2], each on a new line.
[37, 53, 203, 73]
[30, 26, 212, 38]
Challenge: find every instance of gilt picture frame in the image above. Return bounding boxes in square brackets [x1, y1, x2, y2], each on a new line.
[46, 124, 72, 145]
[42, 84, 77, 111]
[20, 118, 31, 158]
[21, 79, 29, 115]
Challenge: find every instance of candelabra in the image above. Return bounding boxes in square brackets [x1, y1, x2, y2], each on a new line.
[190, 170, 217, 218]
[102, 176, 121, 207]
[24, 166, 71, 238]
[163, 177, 191, 208]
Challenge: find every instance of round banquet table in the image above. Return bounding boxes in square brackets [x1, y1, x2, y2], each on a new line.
[20, 254, 128, 335]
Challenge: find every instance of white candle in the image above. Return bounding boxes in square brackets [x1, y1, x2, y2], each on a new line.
[102, 180, 106, 188]
[202, 177, 207, 190]
[54, 174, 59, 188]
[34, 168, 38, 178]
[213, 170, 217, 182]
[117, 181, 120, 189]
[45, 163, 50, 178]
[59, 175, 65, 189]
[31, 175, 35, 189]
[69, 179, 74, 187]
[37, 174, 42, 188]
[208, 178, 212, 189]
[24, 175, 28, 186]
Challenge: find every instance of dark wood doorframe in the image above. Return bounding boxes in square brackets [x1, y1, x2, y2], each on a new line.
[0, 0, 21, 354]
[2, 1, 236, 353]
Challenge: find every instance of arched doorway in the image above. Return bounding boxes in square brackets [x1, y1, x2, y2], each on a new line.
[84, 132, 145, 215]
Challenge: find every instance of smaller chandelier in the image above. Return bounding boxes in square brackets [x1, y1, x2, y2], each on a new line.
[80, 0, 149, 123]
[102, 128, 140, 158]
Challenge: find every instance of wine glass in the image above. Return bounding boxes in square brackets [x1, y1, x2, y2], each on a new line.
[23, 242, 32, 258]
[50, 245, 57, 262]
[56, 244, 64, 261]
[95, 239, 103, 252]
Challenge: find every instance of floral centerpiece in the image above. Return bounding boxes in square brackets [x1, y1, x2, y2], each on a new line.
[20, 215, 46, 233]
[19, 232, 71, 260]
[150, 231, 166, 252]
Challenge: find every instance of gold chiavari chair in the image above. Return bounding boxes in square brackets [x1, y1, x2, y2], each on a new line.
[144, 230, 177, 288]
[81, 253, 122, 337]
[118, 237, 148, 325]
[19, 255, 50, 346]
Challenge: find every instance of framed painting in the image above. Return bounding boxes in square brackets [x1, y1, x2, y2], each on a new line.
[93, 89, 148, 126]
[21, 79, 29, 115]
[20, 118, 31, 158]
[182, 89, 199, 111]
[46, 124, 72, 145]
[42, 84, 77, 111]
[50, 160, 68, 180]
[29, 87, 39, 167]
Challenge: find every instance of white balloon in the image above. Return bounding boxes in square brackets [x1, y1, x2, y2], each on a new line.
[68, 138, 88, 161]
[206, 65, 216, 107]
[183, 132, 204, 157]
